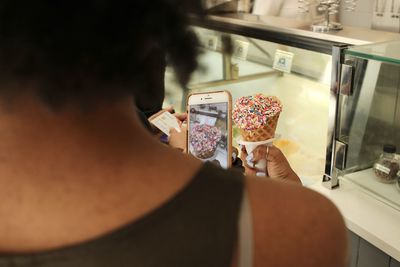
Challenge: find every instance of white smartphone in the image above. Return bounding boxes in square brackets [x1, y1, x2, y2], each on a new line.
[187, 91, 232, 169]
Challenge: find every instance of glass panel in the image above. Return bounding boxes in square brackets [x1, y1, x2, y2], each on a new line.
[339, 54, 400, 210]
[164, 27, 225, 111]
[346, 40, 400, 65]
[165, 26, 332, 184]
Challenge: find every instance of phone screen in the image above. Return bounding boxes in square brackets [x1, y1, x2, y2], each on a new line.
[188, 102, 229, 169]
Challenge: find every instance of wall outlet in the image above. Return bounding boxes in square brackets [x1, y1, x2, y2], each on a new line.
[372, 12, 400, 32]
[372, 0, 400, 32]
[372, 11, 385, 30]
[233, 40, 250, 60]
[388, 12, 400, 32]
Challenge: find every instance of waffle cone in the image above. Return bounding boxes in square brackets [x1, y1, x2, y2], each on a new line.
[240, 114, 280, 142]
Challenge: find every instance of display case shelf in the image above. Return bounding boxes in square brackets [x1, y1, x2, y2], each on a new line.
[335, 39, 400, 213]
[346, 40, 400, 65]
[342, 168, 400, 211]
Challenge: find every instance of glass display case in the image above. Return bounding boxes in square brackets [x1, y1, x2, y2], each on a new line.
[333, 40, 400, 210]
[163, 14, 400, 187]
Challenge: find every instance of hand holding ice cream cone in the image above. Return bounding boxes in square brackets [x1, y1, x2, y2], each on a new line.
[241, 145, 300, 183]
[232, 93, 299, 183]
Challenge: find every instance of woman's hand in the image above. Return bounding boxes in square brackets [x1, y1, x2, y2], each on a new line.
[168, 108, 188, 152]
[231, 146, 245, 173]
[241, 145, 301, 184]
[147, 106, 188, 142]
[169, 124, 187, 152]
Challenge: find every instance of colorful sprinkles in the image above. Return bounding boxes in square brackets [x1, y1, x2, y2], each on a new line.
[233, 94, 282, 131]
[190, 124, 222, 158]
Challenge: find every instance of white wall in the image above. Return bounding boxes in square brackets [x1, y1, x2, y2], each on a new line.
[339, 0, 375, 28]
[340, 0, 400, 32]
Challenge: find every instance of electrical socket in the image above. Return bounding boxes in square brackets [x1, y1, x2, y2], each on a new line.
[233, 40, 250, 60]
[372, 11, 400, 32]
[388, 12, 400, 32]
[372, 11, 385, 30]
[372, 0, 400, 32]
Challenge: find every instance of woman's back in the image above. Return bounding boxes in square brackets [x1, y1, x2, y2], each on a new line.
[0, 100, 347, 267]
[0, 158, 243, 267]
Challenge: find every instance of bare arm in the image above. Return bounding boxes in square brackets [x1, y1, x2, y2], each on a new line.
[246, 176, 348, 267]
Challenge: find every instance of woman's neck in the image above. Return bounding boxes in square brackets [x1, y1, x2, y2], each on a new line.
[0, 94, 160, 181]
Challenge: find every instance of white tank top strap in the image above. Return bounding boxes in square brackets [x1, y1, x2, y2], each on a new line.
[238, 188, 254, 267]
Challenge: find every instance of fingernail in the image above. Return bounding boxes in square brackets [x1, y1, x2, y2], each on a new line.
[232, 152, 237, 161]
[254, 159, 267, 170]
[246, 153, 253, 162]
[256, 172, 266, 177]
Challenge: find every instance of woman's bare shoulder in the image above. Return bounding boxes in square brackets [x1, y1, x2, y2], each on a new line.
[246, 176, 348, 267]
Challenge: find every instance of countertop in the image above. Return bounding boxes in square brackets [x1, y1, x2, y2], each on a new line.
[192, 13, 400, 51]
[309, 178, 400, 262]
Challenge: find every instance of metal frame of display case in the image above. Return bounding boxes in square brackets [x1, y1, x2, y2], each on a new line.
[188, 14, 400, 189]
[322, 44, 348, 189]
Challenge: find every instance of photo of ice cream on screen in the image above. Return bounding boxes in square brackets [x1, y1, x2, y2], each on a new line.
[189, 102, 228, 168]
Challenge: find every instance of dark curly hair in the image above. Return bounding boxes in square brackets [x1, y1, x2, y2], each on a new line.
[0, 0, 204, 107]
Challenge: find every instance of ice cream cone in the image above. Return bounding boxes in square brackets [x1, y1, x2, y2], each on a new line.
[239, 113, 280, 142]
[233, 94, 282, 143]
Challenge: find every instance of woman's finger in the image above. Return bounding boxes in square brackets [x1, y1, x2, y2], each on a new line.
[232, 147, 239, 161]
[174, 112, 187, 122]
[252, 145, 268, 161]
[165, 106, 175, 113]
